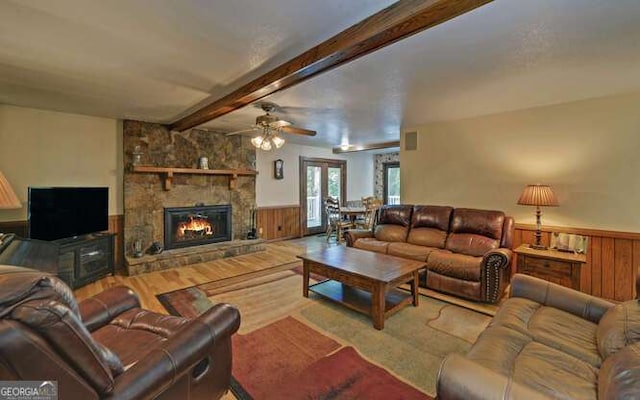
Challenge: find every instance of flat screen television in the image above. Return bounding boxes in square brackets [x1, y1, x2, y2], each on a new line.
[28, 187, 109, 241]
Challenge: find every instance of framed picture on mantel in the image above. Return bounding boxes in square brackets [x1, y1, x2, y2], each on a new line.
[274, 159, 284, 180]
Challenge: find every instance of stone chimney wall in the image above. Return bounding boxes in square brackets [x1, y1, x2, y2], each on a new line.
[123, 120, 256, 258]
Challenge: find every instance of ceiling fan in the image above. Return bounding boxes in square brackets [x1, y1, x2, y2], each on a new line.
[226, 103, 316, 151]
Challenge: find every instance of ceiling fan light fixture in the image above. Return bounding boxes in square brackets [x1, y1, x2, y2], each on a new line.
[251, 136, 264, 148]
[242, 103, 316, 151]
[272, 135, 285, 149]
[260, 139, 272, 151]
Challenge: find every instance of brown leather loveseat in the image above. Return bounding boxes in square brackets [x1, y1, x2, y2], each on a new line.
[344, 205, 514, 303]
[437, 274, 640, 399]
[0, 265, 240, 400]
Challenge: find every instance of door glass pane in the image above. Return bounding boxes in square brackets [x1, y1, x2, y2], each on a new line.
[327, 167, 341, 203]
[387, 166, 400, 205]
[306, 165, 322, 229]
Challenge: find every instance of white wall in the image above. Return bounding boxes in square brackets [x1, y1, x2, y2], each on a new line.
[256, 142, 374, 207]
[402, 91, 640, 232]
[0, 105, 123, 221]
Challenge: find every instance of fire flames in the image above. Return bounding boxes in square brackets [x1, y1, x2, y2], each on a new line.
[176, 216, 214, 238]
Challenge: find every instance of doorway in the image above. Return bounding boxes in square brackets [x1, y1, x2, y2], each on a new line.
[300, 157, 346, 236]
[383, 162, 400, 205]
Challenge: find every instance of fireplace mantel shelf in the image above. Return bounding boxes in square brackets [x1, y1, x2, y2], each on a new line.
[132, 165, 258, 190]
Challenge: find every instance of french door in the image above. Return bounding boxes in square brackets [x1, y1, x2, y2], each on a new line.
[300, 157, 346, 236]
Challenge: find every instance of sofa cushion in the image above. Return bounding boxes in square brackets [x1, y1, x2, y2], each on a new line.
[406, 206, 451, 248]
[597, 299, 640, 359]
[92, 308, 190, 368]
[374, 225, 409, 243]
[446, 233, 500, 257]
[598, 342, 640, 400]
[445, 208, 504, 257]
[450, 208, 505, 239]
[407, 228, 447, 248]
[387, 242, 434, 261]
[353, 238, 389, 254]
[411, 205, 452, 229]
[491, 297, 601, 367]
[427, 250, 482, 281]
[467, 325, 598, 400]
[378, 204, 413, 226]
[426, 271, 482, 301]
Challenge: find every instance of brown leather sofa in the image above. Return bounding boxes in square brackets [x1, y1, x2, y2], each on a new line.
[437, 274, 640, 400]
[0, 265, 240, 400]
[344, 205, 514, 303]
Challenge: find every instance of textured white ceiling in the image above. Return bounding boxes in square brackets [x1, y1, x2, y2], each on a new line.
[1, 0, 640, 148]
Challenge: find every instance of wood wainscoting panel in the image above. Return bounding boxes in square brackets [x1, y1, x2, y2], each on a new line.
[515, 224, 640, 301]
[590, 236, 603, 298]
[0, 215, 124, 271]
[601, 237, 616, 300]
[256, 205, 301, 241]
[613, 238, 633, 301]
[108, 214, 124, 271]
[0, 220, 27, 237]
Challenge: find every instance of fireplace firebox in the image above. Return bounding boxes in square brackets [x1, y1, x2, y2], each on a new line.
[164, 205, 231, 250]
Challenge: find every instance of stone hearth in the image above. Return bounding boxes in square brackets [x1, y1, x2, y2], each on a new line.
[126, 239, 265, 276]
[123, 120, 258, 275]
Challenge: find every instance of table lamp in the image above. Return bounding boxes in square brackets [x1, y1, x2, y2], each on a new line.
[517, 184, 558, 250]
[0, 171, 21, 209]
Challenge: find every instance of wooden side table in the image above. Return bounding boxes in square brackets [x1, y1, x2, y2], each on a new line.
[514, 244, 587, 291]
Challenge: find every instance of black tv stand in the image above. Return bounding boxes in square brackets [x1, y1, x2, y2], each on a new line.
[55, 232, 115, 289]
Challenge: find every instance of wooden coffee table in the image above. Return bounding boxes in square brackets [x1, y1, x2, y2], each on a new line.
[297, 246, 425, 330]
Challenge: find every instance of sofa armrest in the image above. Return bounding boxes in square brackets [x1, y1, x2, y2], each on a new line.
[437, 354, 553, 400]
[480, 248, 512, 303]
[510, 274, 614, 323]
[107, 303, 240, 400]
[79, 286, 141, 332]
[482, 248, 512, 270]
[343, 229, 374, 247]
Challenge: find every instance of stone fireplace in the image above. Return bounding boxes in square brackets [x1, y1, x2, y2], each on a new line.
[164, 204, 232, 250]
[123, 120, 261, 275]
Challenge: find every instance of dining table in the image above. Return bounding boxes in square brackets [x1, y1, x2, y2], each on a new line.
[339, 206, 366, 223]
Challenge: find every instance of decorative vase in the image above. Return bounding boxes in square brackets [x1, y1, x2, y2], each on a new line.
[198, 156, 209, 169]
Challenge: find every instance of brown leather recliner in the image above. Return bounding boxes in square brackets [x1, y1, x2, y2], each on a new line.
[0, 265, 240, 400]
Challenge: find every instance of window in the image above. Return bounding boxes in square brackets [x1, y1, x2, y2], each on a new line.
[383, 162, 400, 205]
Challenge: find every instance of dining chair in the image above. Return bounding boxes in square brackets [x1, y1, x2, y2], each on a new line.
[325, 197, 354, 243]
[354, 196, 373, 227]
[355, 197, 382, 230]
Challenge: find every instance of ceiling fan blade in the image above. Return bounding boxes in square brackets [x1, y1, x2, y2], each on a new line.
[270, 119, 291, 128]
[225, 127, 257, 136]
[281, 125, 316, 136]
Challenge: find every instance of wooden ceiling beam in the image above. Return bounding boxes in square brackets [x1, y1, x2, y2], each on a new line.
[332, 140, 401, 154]
[168, 0, 492, 131]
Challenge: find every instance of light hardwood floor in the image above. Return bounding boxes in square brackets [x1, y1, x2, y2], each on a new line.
[75, 234, 499, 316]
[73, 235, 496, 399]
[74, 236, 330, 314]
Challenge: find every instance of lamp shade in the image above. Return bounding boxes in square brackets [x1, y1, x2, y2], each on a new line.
[0, 171, 21, 209]
[517, 184, 558, 207]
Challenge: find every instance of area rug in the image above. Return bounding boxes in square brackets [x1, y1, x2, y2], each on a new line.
[157, 264, 491, 399]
